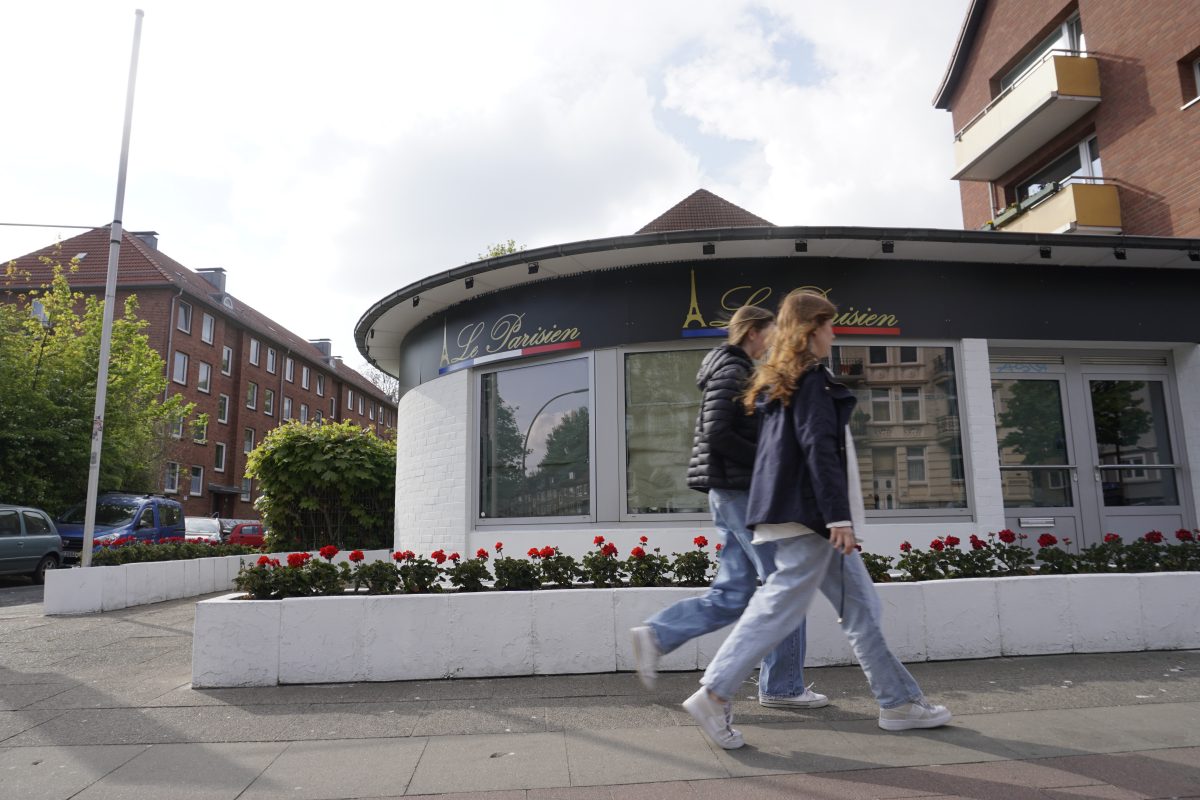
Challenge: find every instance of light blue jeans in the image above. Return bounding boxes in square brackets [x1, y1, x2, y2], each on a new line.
[645, 488, 809, 699]
[701, 532, 924, 708]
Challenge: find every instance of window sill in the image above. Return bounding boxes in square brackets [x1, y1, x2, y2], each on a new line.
[1182, 95, 1200, 111]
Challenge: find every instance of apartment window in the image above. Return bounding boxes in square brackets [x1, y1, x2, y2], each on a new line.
[201, 313, 215, 344]
[249, 338, 260, 366]
[264, 388, 275, 417]
[369, 402, 375, 421]
[190, 466, 204, 496]
[283, 396, 292, 420]
[347, 388, 353, 408]
[172, 352, 188, 385]
[1015, 136, 1101, 202]
[164, 462, 180, 494]
[479, 357, 590, 520]
[221, 346, 233, 375]
[266, 348, 277, 374]
[357, 395, 364, 415]
[899, 346, 919, 363]
[285, 357, 295, 382]
[214, 442, 226, 473]
[217, 393, 229, 424]
[314, 410, 323, 422]
[330, 397, 336, 417]
[193, 419, 208, 444]
[176, 301, 192, 333]
[197, 362, 212, 394]
[243, 428, 255, 454]
[868, 346, 888, 364]
[246, 381, 258, 410]
[900, 387, 922, 422]
[300, 403, 309, 423]
[870, 388, 892, 422]
[906, 447, 926, 483]
[624, 350, 708, 515]
[170, 416, 184, 440]
[240, 478, 252, 502]
[301, 365, 310, 389]
[316, 374, 325, 396]
[1000, 13, 1084, 92]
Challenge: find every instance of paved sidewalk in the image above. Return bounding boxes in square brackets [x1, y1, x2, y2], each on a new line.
[1, 591, 1198, 799]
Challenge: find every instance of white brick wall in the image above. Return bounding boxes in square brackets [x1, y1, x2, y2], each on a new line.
[394, 370, 469, 556]
[1173, 344, 1200, 528]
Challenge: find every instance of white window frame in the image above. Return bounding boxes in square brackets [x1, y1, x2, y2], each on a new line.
[164, 462, 180, 494]
[346, 388, 353, 408]
[246, 381, 258, 410]
[201, 313, 215, 344]
[301, 365, 310, 389]
[170, 417, 184, 440]
[240, 478, 252, 502]
[358, 395, 364, 414]
[193, 419, 208, 444]
[285, 357, 295, 382]
[369, 402, 375, 421]
[176, 301, 192, 334]
[189, 466, 204, 496]
[906, 446, 927, 484]
[316, 374, 325, 396]
[243, 427, 255, 454]
[314, 410, 323, 422]
[1000, 12, 1085, 92]
[264, 388, 275, 417]
[221, 346, 233, 376]
[266, 347, 277, 374]
[900, 386, 923, 422]
[249, 338, 260, 366]
[214, 442, 226, 473]
[217, 393, 230, 424]
[299, 403, 309, 423]
[197, 362, 212, 394]
[871, 387, 892, 423]
[172, 352, 188, 385]
[282, 396, 292, 420]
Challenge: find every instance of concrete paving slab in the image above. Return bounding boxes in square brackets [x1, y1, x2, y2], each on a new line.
[280, 701, 427, 740]
[0, 708, 64, 744]
[1034, 749, 1200, 799]
[607, 782, 699, 800]
[413, 699, 549, 736]
[407, 731, 568, 795]
[3, 704, 306, 746]
[73, 741, 288, 800]
[1040, 786, 1150, 799]
[920, 759, 1111, 789]
[701, 720, 869, 777]
[827, 718, 1012, 769]
[687, 772, 938, 799]
[0, 682, 73, 710]
[402, 791, 526, 800]
[526, 787, 614, 800]
[1072, 701, 1200, 749]
[26, 673, 192, 710]
[240, 737, 427, 800]
[0, 744, 147, 800]
[543, 697, 678, 731]
[955, 708, 1154, 759]
[564, 727, 727, 786]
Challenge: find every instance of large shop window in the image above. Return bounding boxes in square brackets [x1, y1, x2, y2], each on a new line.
[832, 345, 968, 512]
[624, 350, 709, 515]
[479, 358, 590, 521]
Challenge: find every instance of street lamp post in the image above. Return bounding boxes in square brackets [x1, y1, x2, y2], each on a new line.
[520, 388, 587, 477]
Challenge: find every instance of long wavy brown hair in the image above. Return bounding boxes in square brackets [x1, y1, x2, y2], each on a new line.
[742, 289, 837, 412]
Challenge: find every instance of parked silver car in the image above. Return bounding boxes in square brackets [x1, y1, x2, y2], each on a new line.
[184, 516, 223, 543]
[0, 504, 63, 584]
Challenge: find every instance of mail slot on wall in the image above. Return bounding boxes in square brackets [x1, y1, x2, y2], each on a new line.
[1018, 517, 1055, 528]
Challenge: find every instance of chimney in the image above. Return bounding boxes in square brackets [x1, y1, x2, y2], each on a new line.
[130, 230, 159, 250]
[196, 267, 227, 293]
[309, 339, 333, 365]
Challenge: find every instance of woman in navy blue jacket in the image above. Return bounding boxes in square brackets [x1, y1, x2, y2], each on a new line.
[682, 289, 952, 749]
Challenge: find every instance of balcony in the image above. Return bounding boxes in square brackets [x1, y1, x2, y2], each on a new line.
[993, 181, 1121, 234]
[952, 53, 1101, 182]
[936, 415, 961, 440]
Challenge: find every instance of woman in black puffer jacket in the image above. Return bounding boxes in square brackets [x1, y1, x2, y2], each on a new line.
[630, 305, 824, 720]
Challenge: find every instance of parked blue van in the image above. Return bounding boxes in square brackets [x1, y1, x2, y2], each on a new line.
[57, 493, 185, 562]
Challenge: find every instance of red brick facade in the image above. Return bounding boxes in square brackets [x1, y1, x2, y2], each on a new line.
[5, 229, 397, 520]
[937, 0, 1200, 235]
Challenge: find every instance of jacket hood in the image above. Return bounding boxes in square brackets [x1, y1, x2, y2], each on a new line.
[696, 343, 751, 390]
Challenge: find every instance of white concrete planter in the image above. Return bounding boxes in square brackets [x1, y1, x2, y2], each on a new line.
[191, 572, 1200, 688]
[44, 549, 393, 615]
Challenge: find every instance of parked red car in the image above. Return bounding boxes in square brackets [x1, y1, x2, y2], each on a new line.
[226, 522, 266, 547]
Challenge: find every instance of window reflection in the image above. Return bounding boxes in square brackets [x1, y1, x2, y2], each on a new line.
[1090, 380, 1178, 507]
[479, 358, 590, 519]
[993, 378, 1073, 507]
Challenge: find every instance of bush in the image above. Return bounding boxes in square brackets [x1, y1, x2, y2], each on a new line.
[493, 543, 541, 591]
[537, 546, 582, 587]
[445, 549, 494, 592]
[625, 535, 671, 587]
[92, 537, 258, 565]
[580, 536, 625, 587]
[671, 536, 715, 586]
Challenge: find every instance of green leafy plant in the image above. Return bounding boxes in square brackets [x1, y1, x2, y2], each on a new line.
[352, 558, 400, 594]
[492, 542, 541, 591]
[446, 548, 494, 592]
[671, 536, 715, 586]
[858, 550, 895, 583]
[580, 536, 625, 587]
[625, 535, 671, 587]
[537, 546, 582, 587]
[394, 550, 443, 593]
[92, 538, 257, 566]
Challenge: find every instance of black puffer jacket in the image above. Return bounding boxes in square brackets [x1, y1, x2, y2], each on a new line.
[686, 344, 758, 492]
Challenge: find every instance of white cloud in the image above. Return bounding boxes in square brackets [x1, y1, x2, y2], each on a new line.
[1, 0, 969, 366]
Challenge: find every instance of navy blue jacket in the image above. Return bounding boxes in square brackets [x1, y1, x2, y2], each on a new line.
[746, 365, 857, 537]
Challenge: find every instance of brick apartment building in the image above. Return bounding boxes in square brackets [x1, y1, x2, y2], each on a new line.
[933, 0, 1200, 236]
[5, 226, 397, 518]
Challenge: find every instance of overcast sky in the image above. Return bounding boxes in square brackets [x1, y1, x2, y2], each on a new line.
[1, 0, 969, 368]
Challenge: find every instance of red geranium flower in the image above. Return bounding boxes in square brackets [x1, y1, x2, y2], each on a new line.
[998, 530, 1017, 544]
[630, 546, 646, 559]
[601, 542, 618, 557]
[1176, 529, 1195, 542]
[494, 542, 504, 553]
[449, 552, 461, 562]
[945, 535, 961, 547]
[1018, 533, 1029, 540]
[1037, 533, 1058, 548]
[1104, 533, 1121, 543]
[715, 543, 723, 553]
[693, 535, 708, 548]
[1062, 537, 1071, 546]
[929, 539, 945, 551]
[899, 541, 912, 552]
[639, 535, 649, 544]
[539, 546, 555, 559]
[527, 547, 541, 559]
[431, 549, 448, 564]
[256, 555, 272, 566]
[319, 545, 338, 562]
[349, 550, 365, 562]
[593, 535, 605, 545]
[1144, 530, 1164, 544]
[476, 548, 489, 559]
[287, 552, 308, 568]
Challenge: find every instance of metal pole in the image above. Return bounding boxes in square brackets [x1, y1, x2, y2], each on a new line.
[81, 10, 145, 567]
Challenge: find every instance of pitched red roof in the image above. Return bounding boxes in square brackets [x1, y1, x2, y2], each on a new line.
[636, 189, 774, 234]
[4, 227, 394, 407]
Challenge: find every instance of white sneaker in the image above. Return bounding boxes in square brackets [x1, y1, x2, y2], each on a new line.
[878, 699, 952, 731]
[630, 626, 660, 690]
[759, 684, 830, 709]
[682, 687, 744, 749]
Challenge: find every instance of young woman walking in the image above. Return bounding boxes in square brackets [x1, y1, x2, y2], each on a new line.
[631, 305, 826, 720]
[682, 290, 951, 749]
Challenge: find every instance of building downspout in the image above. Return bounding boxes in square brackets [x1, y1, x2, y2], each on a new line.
[163, 287, 184, 400]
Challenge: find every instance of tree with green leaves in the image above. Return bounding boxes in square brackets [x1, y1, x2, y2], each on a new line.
[0, 256, 197, 516]
[245, 419, 396, 550]
[478, 240, 525, 260]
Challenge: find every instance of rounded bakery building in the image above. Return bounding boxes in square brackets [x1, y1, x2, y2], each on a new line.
[356, 190, 1200, 559]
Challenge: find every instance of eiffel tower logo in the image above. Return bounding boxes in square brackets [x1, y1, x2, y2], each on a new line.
[439, 319, 451, 367]
[682, 269, 707, 329]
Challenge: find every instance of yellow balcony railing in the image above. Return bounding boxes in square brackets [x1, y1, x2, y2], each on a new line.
[993, 181, 1121, 234]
